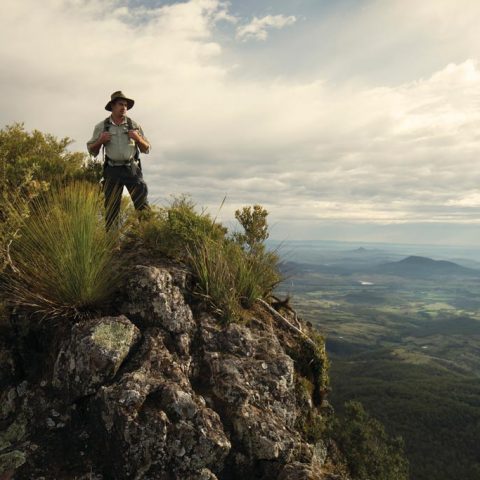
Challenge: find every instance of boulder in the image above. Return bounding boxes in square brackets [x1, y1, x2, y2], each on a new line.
[122, 266, 195, 335]
[52, 315, 140, 401]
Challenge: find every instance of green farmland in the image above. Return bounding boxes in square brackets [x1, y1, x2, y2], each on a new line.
[277, 247, 480, 480]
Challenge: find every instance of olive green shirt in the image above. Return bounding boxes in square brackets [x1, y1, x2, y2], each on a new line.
[87, 116, 150, 166]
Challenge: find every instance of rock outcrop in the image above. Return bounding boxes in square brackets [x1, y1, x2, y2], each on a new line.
[0, 265, 348, 480]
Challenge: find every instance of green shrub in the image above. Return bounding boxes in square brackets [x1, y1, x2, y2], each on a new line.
[126, 196, 226, 261]
[128, 197, 281, 322]
[165, 196, 227, 255]
[5, 182, 123, 319]
[0, 123, 98, 275]
[0, 123, 86, 193]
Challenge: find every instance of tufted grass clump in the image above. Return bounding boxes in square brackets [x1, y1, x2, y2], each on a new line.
[189, 238, 282, 321]
[5, 182, 123, 319]
[187, 239, 241, 320]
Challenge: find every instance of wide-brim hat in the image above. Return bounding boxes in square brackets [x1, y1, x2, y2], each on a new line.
[105, 91, 135, 111]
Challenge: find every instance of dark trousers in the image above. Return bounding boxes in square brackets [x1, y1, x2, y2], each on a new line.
[103, 163, 149, 229]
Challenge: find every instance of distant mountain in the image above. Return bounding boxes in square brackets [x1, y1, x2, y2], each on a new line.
[376, 255, 479, 277]
[349, 247, 368, 254]
[280, 255, 480, 279]
[279, 248, 404, 275]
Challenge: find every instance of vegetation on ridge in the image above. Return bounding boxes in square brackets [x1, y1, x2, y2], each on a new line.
[0, 124, 281, 323]
[0, 123, 96, 276]
[126, 197, 282, 322]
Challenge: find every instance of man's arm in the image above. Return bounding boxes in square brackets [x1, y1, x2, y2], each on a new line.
[87, 123, 111, 157]
[88, 132, 112, 156]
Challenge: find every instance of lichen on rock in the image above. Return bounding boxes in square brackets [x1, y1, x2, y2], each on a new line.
[92, 319, 137, 352]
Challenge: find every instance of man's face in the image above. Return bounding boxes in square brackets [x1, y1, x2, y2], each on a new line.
[111, 99, 128, 116]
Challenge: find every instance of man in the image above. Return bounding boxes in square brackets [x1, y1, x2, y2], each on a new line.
[87, 91, 150, 229]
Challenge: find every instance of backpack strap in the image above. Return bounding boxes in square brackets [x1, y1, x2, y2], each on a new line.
[126, 116, 141, 163]
[101, 117, 110, 167]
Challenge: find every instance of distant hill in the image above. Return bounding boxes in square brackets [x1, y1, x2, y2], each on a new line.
[280, 254, 480, 279]
[376, 255, 479, 277]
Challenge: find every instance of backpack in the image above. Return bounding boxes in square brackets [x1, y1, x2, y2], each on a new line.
[102, 116, 141, 168]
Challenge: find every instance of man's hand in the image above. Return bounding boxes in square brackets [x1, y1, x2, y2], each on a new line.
[98, 132, 112, 144]
[128, 129, 150, 153]
[128, 129, 142, 142]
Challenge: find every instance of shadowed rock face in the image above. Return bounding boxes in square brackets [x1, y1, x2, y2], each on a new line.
[92, 327, 231, 479]
[197, 320, 299, 467]
[0, 265, 346, 480]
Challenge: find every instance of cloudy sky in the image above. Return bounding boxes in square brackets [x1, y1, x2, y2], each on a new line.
[2, 0, 480, 245]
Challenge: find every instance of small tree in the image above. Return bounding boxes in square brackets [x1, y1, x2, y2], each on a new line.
[231, 205, 281, 308]
[234, 204, 269, 254]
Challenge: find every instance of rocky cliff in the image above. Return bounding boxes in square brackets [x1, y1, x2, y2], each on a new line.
[0, 263, 349, 480]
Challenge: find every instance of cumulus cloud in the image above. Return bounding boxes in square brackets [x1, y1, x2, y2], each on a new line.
[236, 14, 296, 41]
[1, 0, 480, 243]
